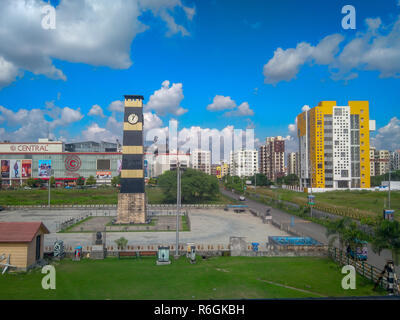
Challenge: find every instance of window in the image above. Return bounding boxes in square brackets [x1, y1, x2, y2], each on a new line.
[97, 159, 111, 170]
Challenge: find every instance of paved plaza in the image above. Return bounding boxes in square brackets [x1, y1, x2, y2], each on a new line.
[0, 208, 288, 248]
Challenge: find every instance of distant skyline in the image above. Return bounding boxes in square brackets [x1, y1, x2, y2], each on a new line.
[0, 0, 399, 153]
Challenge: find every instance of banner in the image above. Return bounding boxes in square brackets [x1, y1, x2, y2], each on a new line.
[117, 159, 122, 174]
[144, 159, 148, 178]
[96, 171, 112, 179]
[22, 160, 32, 178]
[38, 160, 52, 178]
[10, 160, 22, 179]
[1, 160, 10, 179]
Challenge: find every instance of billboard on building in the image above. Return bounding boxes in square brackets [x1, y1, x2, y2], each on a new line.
[10, 160, 21, 179]
[96, 171, 112, 179]
[1, 160, 10, 179]
[22, 160, 32, 178]
[38, 160, 52, 178]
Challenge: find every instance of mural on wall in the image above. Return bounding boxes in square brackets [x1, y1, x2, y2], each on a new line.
[22, 160, 32, 178]
[1, 160, 10, 179]
[10, 160, 21, 178]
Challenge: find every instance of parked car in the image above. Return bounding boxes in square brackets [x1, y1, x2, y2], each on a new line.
[65, 186, 72, 189]
[23, 186, 32, 190]
[239, 196, 246, 201]
[0, 206, 4, 211]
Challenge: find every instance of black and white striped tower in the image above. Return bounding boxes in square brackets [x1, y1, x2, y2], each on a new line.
[116, 95, 146, 224]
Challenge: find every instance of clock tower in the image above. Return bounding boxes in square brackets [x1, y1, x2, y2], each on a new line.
[116, 95, 146, 224]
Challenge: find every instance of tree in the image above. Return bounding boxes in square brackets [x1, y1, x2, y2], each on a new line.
[249, 173, 272, 186]
[76, 176, 85, 186]
[223, 175, 244, 193]
[326, 217, 368, 256]
[86, 175, 96, 185]
[111, 174, 120, 187]
[50, 176, 55, 187]
[158, 168, 219, 203]
[114, 237, 128, 250]
[371, 218, 400, 265]
[277, 174, 299, 186]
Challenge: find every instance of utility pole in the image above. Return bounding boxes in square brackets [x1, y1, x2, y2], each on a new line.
[175, 159, 180, 258]
[48, 175, 51, 208]
[388, 157, 392, 209]
[48, 169, 54, 208]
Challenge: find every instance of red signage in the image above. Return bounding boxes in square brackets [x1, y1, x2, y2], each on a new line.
[65, 155, 82, 171]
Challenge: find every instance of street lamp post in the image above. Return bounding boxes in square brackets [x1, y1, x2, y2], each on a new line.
[48, 169, 54, 208]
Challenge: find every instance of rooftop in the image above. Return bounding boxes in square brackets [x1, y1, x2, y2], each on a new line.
[0, 222, 50, 243]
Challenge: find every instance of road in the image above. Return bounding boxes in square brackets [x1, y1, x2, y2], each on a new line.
[221, 187, 399, 274]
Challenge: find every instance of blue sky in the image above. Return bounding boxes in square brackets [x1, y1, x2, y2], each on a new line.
[0, 0, 399, 152]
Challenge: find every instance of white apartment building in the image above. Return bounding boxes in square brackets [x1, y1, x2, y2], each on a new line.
[190, 149, 211, 174]
[152, 151, 190, 177]
[229, 149, 258, 177]
[287, 152, 299, 176]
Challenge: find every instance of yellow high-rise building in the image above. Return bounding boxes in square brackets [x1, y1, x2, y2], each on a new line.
[297, 101, 375, 190]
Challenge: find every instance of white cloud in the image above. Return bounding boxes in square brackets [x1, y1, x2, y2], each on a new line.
[144, 112, 163, 131]
[263, 15, 400, 84]
[372, 117, 400, 151]
[0, 103, 83, 142]
[207, 95, 236, 111]
[0, 0, 194, 89]
[139, 0, 195, 36]
[82, 123, 117, 142]
[224, 102, 254, 117]
[263, 34, 344, 84]
[88, 104, 105, 117]
[108, 100, 124, 113]
[207, 95, 254, 117]
[0, 56, 19, 88]
[144, 80, 187, 116]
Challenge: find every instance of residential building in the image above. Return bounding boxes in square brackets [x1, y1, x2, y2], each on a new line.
[370, 147, 376, 177]
[259, 136, 285, 181]
[214, 162, 229, 179]
[370, 148, 390, 176]
[152, 151, 190, 177]
[229, 149, 258, 178]
[287, 152, 299, 176]
[190, 149, 211, 174]
[390, 150, 400, 171]
[297, 101, 375, 189]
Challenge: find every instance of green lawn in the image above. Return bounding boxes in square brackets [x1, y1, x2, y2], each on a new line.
[0, 256, 383, 299]
[0, 187, 236, 206]
[248, 187, 400, 219]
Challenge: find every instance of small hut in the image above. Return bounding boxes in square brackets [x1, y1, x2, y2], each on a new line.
[0, 222, 50, 271]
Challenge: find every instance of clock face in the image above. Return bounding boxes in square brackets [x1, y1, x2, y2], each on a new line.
[128, 113, 139, 125]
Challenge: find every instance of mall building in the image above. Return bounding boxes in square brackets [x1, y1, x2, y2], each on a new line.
[0, 139, 123, 187]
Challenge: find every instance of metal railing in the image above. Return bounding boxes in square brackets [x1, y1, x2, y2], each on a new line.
[328, 247, 399, 294]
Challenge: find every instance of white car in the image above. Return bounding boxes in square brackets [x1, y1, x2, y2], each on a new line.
[239, 196, 246, 201]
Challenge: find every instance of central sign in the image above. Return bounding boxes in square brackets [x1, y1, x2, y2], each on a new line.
[0, 143, 63, 153]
